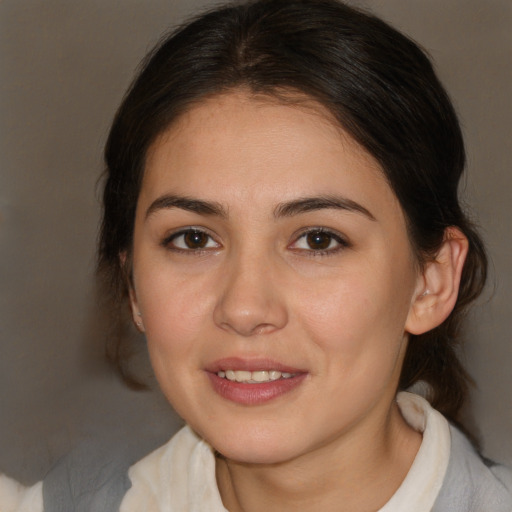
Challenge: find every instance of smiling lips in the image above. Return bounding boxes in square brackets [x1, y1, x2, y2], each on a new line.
[206, 358, 307, 405]
[217, 370, 296, 382]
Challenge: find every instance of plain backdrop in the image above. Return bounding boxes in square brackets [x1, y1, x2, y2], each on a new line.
[1, 0, 510, 484]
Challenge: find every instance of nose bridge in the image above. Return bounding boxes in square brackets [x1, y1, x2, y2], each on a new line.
[213, 243, 287, 336]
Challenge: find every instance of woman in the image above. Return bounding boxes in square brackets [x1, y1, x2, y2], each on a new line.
[2, 0, 511, 510]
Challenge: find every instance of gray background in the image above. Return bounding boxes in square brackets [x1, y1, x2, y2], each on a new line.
[0, 0, 510, 484]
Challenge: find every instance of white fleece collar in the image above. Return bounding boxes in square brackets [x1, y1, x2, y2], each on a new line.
[121, 391, 451, 512]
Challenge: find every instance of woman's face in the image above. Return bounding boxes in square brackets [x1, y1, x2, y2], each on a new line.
[130, 91, 423, 464]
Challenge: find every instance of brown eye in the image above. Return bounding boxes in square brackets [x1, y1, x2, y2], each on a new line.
[290, 228, 349, 254]
[184, 230, 209, 248]
[166, 229, 220, 251]
[306, 231, 333, 250]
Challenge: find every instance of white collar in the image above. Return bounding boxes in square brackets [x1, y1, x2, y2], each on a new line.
[379, 392, 451, 512]
[121, 391, 451, 512]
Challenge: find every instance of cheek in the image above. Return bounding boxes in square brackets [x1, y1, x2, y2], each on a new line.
[296, 262, 413, 365]
[134, 267, 213, 356]
[136, 252, 206, 310]
[134, 271, 214, 414]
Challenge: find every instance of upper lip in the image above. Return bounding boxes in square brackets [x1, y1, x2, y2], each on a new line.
[205, 357, 306, 374]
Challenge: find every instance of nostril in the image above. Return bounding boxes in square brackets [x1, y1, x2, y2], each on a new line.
[253, 323, 276, 335]
[213, 297, 288, 337]
[216, 318, 275, 337]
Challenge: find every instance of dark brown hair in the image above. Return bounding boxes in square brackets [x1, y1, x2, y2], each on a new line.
[98, 0, 487, 424]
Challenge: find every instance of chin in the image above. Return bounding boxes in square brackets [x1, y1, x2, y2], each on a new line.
[199, 423, 306, 465]
[217, 443, 299, 466]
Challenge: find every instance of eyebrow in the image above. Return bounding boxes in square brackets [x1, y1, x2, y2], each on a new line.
[145, 193, 375, 222]
[145, 194, 228, 219]
[274, 195, 376, 221]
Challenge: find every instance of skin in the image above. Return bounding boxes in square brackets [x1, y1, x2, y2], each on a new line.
[128, 90, 459, 511]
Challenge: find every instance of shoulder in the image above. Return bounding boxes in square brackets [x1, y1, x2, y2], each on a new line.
[8, 426, 209, 512]
[433, 425, 512, 512]
[41, 430, 166, 512]
[121, 426, 225, 511]
[397, 392, 512, 511]
[120, 426, 199, 509]
[0, 473, 43, 512]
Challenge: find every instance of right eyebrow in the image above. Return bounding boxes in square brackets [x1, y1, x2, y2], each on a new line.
[273, 195, 376, 221]
[145, 194, 228, 220]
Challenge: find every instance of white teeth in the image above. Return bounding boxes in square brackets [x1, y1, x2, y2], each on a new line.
[234, 370, 251, 382]
[252, 371, 269, 382]
[217, 370, 296, 383]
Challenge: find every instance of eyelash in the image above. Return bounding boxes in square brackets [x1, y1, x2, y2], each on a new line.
[161, 227, 350, 256]
[289, 227, 350, 256]
[161, 227, 221, 254]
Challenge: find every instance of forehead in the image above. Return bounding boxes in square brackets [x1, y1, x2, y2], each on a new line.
[141, 91, 396, 220]
[143, 90, 387, 195]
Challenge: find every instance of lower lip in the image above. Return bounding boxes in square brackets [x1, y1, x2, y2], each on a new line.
[207, 372, 307, 405]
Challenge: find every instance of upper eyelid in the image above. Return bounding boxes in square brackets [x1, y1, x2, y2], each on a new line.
[288, 229, 351, 256]
[165, 225, 215, 237]
[292, 227, 349, 243]
[162, 226, 220, 247]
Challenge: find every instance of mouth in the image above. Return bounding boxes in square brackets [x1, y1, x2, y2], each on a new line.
[216, 370, 297, 383]
[206, 358, 307, 405]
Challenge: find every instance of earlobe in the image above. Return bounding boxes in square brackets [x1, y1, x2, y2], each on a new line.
[129, 287, 145, 332]
[405, 227, 468, 335]
[134, 310, 145, 331]
[120, 251, 145, 333]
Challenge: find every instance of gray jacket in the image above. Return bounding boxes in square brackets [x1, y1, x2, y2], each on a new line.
[43, 425, 512, 512]
[432, 427, 512, 511]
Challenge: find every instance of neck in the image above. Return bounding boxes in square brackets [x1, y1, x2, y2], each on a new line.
[215, 401, 421, 512]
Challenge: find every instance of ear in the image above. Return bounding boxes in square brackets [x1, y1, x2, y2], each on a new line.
[120, 251, 145, 333]
[405, 227, 468, 335]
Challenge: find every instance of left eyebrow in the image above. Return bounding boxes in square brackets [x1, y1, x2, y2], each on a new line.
[145, 194, 228, 220]
[274, 195, 376, 221]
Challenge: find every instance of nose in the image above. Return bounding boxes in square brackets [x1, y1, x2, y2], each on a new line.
[213, 252, 288, 337]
